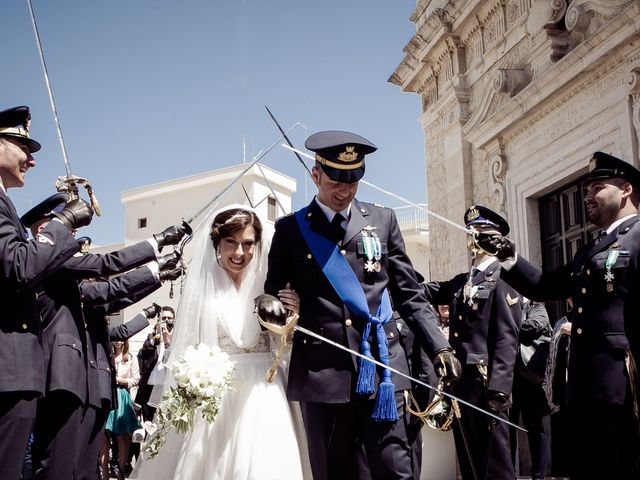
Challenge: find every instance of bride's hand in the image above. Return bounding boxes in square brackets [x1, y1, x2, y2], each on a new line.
[278, 282, 300, 315]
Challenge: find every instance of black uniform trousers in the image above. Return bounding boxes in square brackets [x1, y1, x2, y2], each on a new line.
[452, 367, 513, 480]
[0, 392, 38, 479]
[509, 373, 551, 479]
[569, 395, 639, 480]
[301, 390, 416, 480]
[32, 391, 84, 479]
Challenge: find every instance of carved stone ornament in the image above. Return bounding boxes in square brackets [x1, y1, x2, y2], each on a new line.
[627, 67, 640, 161]
[526, 0, 568, 36]
[565, 0, 635, 34]
[493, 69, 531, 97]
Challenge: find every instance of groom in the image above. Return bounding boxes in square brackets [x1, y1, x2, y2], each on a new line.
[264, 131, 460, 479]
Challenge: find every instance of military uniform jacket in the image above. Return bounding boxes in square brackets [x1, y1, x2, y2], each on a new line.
[82, 265, 161, 408]
[502, 216, 640, 406]
[423, 261, 521, 394]
[0, 190, 79, 395]
[265, 198, 449, 403]
[36, 241, 156, 407]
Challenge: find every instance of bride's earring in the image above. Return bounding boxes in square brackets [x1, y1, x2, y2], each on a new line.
[216, 248, 221, 259]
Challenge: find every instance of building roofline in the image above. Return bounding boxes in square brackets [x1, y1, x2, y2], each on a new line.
[121, 163, 296, 203]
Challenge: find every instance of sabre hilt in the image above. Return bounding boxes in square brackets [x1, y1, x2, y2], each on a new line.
[55, 175, 102, 217]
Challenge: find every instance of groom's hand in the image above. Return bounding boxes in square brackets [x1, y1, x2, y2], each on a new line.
[254, 294, 288, 326]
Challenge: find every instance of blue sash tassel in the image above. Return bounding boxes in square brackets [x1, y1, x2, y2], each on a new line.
[295, 207, 398, 422]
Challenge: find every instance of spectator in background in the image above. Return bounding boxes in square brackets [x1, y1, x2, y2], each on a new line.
[101, 340, 140, 480]
[435, 304, 450, 339]
[510, 299, 552, 480]
[544, 299, 573, 479]
[135, 306, 175, 423]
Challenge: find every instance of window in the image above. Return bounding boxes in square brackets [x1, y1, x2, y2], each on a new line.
[268, 197, 277, 221]
[138, 217, 147, 228]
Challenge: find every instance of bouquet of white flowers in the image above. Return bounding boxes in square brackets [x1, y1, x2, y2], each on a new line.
[142, 343, 235, 459]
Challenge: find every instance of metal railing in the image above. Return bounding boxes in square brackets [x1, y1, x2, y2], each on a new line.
[394, 204, 429, 233]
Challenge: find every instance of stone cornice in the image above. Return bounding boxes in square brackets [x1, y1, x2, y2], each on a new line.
[463, 3, 640, 148]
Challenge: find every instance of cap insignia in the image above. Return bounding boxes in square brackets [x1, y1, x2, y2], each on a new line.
[338, 145, 358, 162]
[589, 158, 597, 172]
[467, 207, 480, 222]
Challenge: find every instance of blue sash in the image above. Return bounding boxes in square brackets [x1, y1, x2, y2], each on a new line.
[295, 207, 398, 421]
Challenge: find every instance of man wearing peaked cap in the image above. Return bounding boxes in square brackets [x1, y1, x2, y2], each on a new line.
[305, 130, 377, 184]
[19, 194, 188, 479]
[263, 130, 461, 479]
[488, 151, 640, 479]
[0, 106, 84, 479]
[586, 151, 640, 189]
[0, 105, 41, 154]
[423, 205, 521, 480]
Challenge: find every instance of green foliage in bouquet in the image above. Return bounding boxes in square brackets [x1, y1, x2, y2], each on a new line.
[142, 343, 235, 459]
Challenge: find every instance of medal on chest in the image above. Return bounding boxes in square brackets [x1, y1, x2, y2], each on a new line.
[362, 227, 382, 273]
[463, 281, 479, 310]
[604, 249, 619, 293]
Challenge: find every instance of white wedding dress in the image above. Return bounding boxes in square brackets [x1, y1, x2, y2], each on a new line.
[132, 205, 311, 480]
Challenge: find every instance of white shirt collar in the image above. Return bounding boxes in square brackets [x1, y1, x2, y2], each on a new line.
[605, 214, 638, 234]
[474, 256, 498, 272]
[314, 196, 351, 223]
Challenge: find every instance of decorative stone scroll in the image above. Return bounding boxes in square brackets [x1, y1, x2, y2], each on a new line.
[565, 0, 636, 37]
[628, 67, 640, 161]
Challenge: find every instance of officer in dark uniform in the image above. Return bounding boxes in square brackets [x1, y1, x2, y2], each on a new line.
[21, 193, 186, 479]
[486, 152, 640, 479]
[0, 105, 92, 479]
[262, 131, 460, 480]
[77, 267, 180, 480]
[422, 205, 521, 480]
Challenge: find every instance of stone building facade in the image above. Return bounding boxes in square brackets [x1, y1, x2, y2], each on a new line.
[390, 0, 640, 282]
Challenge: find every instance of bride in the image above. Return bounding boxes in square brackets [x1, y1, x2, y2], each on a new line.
[133, 204, 310, 479]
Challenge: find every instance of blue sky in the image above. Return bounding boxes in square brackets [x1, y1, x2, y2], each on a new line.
[3, 0, 426, 244]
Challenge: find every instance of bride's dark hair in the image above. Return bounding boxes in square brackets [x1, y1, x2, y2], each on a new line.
[209, 208, 263, 249]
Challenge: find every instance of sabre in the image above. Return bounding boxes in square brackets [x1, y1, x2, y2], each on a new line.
[293, 325, 526, 431]
[26, 0, 102, 215]
[184, 122, 304, 225]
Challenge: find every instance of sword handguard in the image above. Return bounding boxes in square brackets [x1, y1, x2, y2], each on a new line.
[55, 175, 102, 217]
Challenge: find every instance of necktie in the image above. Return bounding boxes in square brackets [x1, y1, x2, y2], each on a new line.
[595, 230, 606, 244]
[330, 213, 346, 244]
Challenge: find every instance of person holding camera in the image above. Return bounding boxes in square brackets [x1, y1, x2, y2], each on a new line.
[135, 306, 175, 423]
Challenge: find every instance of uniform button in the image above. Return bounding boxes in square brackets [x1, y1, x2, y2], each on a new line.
[340, 250, 346, 256]
[452, 349, 456, 355]
[90, 361, 94, 365]
[72, 343, 76, 348]
[581, 288, 586, 294]
[458, 315, 462, 320]
[478, 359, 484, 364]
[345, 319, 352, 327]
[306, 254, 312, 259]
[389, 332, 395, 338]
[576, 328, 583, 334]
[22, 323, 28, 330]
[303, 339, 307, 344]
[586, 269, 591, 275]
[577, 307, 583, 313]
[453, 332, 459, 337]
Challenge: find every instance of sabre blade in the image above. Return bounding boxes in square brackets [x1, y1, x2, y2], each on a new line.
[27, 0, 72, 178]
[293, 324, 527, 432]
